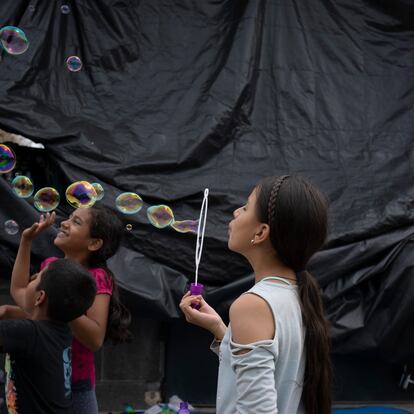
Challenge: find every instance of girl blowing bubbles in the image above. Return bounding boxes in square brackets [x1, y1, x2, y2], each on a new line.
[10, 204, 131, 414]
[180, 175, 332, 414]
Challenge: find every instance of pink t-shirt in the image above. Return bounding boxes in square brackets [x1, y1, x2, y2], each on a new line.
[41, 257, 113, 389]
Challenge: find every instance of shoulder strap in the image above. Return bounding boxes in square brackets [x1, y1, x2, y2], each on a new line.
[261, 276, 292, 286]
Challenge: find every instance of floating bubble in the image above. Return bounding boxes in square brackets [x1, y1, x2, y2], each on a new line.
[0, 26, 29, 55]
[126, 224, 133, 231]
[34, 187, 60, 212]
[28, 4, 36, 12]
[91, 183, 104, 201]
[147, 205, 175, 229]
[60, 5, 71, 14]
[171, 220, 199, 234]
[12, 175, 34, 198]
[0, 144, 16, 174]
[115, 192, 143, 215]
[66, 55, 82, 72]
[66, 181, 97, 208]
[4, 220, 19, 235]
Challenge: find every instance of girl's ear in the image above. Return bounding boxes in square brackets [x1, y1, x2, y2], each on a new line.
[88, 238, 103, 252]
[253, 223, 270, 245]
[35, 290, 47, 307]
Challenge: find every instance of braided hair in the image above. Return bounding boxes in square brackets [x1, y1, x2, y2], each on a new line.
[256, 175, 332, 414]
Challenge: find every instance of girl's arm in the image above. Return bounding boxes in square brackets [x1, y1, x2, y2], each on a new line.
[10, 213, 55, 310]
[229, 294, 278, 413]
[69, 294, 110, 352]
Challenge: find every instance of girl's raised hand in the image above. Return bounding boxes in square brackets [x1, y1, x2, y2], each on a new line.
[22, 212, 56, 241]
[179, 291, 226, 339]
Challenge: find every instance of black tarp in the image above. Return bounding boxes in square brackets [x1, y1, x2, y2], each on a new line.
[0, 0, 413, 365]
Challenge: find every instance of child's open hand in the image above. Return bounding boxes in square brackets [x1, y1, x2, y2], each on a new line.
[22, 212, 56, 241]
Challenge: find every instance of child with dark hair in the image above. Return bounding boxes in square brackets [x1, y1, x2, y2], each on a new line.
[10, 205, 131, 414]
[180, 175, 332, 414]
[1, 218, 96, 414]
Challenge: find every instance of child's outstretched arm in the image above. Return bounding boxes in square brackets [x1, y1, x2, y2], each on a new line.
[69, 294, 110, 352]
[10, 212, 56, 309]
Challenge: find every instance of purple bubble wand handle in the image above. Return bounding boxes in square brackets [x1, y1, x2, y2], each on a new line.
[190, 282, 204, 309]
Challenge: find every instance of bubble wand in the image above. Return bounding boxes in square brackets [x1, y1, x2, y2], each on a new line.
[190, 188, 209, 308]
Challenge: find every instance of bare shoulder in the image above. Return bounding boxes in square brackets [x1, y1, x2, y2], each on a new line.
[230, 293, 275, 344]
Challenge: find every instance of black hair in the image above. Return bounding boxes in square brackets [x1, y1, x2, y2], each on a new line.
[87, 204, 132, 344]
[256, 175, 332, 414]
[38, 259, 96, 323]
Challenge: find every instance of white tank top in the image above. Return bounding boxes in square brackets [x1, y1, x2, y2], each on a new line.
[213, 277, 306, 414]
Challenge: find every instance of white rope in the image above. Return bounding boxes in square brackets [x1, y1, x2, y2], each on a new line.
[195, 188, 209, 285]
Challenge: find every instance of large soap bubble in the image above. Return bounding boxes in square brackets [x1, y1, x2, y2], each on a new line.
[147, 205, 175, 228]
[115, 192, 143, 215]
[66, 181, 97, 208]
[0, 26, 29, 55]
[0, 144, 16, 174]
[12, 175, 34, 198]
[171, 220, 198, 234]
[34, 187, 60, 212]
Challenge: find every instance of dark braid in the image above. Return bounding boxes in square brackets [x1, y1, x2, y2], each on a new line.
[267, 175, 290, 226]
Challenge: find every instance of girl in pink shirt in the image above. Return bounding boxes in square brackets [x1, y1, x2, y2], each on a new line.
[32, 205, 130, 413]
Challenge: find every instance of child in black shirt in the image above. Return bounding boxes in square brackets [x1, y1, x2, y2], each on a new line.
[0, 213, 96, 414]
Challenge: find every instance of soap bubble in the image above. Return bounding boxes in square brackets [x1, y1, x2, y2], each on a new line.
[66, 181, 97, 208]
[34, 187, 60, 212]
[171, 220, 198, 234]
[115, 192, 143, 215]
[126, 224, 133, 231]
[60, 5, 71, 14]
[66, 56, 82, 72]
[12, 175, 34, 198]
[4, 219, 19, 235]
[91, 183, 104, 201]
[0, 26, 29, 55]
[147, 205, 175, 228]
[0, 144, 16, 174]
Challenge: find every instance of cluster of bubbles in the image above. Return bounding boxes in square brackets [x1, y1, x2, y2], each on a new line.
[1, 19, 82, 73]
[2, 142, 198, 235]
[146, 205, 198, 234]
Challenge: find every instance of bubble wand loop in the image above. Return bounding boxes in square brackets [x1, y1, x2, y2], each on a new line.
[190, 188, 209, 308]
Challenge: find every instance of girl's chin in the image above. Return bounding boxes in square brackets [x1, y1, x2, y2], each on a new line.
[227, 240, 236, 253]
[53, 237, 64, 248]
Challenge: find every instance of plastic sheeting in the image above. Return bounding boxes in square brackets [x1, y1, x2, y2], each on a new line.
[0, 0, 413, 363]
